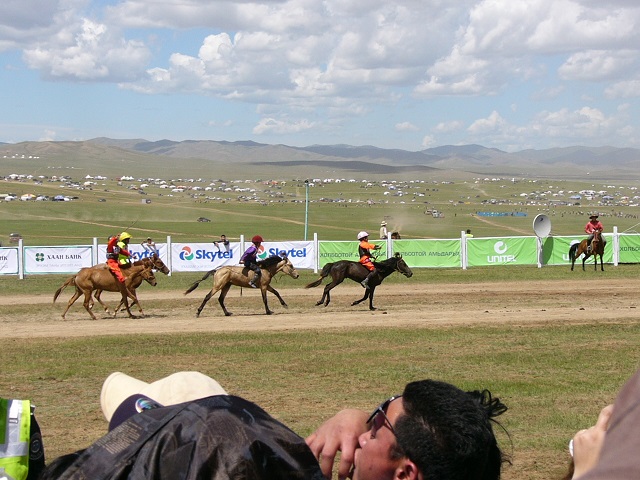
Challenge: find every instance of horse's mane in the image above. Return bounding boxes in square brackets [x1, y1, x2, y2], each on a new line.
[257, 255, 285, 268]
[373, 256, 398, 273]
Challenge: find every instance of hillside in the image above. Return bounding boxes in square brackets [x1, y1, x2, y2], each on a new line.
[1, 138, 639, 181]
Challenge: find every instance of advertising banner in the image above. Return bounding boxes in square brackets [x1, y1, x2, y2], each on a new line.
[170, 241, 315, 272]
[467, 237, 537, 267]
[98, 243, 169, 262]
[542, 235, 613, 265]
[0, 248, 19, 275]
[541, 236, 580, 265]
[170, 242, 240, 272]
[24, 246, 93, 274]
[618, 234, 640, 263]
[319, 241, 388, 267]
[392, 239, 461, 268]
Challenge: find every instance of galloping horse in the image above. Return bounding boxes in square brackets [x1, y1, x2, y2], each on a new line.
[184, 254, 299, 317]
[53, 263, 156, 320]
[305, 253, 413, 310]
[569, 230, 605, 271]
[92, 254, 170, 313]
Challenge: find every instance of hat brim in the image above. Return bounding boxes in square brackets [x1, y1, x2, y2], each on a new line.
[101, 371, 228, 422]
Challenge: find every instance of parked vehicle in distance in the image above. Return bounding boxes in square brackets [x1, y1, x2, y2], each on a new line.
[197, 217, 211, 222]
[9, 233, 22, 243]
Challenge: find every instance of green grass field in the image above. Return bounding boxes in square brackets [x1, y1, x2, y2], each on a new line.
[3, 165, 640, 479]
[2, 170, 640, 246]
[1, 317, 639, 479]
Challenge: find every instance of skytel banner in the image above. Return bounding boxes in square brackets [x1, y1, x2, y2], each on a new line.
[170, 241, 315, 272]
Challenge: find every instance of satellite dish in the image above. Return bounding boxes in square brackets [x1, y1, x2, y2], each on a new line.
[533, 214, 552, 238]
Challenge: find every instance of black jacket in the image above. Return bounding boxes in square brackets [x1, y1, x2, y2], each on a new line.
[40, 395, 324, 480]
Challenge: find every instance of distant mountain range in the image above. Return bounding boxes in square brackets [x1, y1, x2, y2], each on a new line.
[1, 137, 639, 181]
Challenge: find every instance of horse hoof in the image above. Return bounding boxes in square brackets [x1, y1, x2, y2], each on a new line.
[225, 312, 232, 317]
[266, 311, 273, 315]
[369, 307, 377, 311]
[315, 301, 322, 306]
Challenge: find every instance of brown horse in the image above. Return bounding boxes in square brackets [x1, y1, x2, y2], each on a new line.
[305, 253, 413, 310]
[184, 254, 299, 317]
[569, 230, 605, 271]
[53, 263, 156, 320]
[92, 254, 170, 313]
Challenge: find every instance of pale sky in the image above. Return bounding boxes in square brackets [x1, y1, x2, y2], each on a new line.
[1, 0, 639, 152]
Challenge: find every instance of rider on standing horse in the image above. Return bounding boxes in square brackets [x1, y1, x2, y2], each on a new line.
[106, 232, 133, 283]
[240, 235, 263, 288]
[357, 231, 381, 289]
[584, 214, 606, 253]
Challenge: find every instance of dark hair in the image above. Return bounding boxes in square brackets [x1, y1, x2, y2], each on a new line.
[394, 380, 508, 480]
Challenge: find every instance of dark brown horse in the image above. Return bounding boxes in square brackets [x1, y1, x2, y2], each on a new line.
[92, 254, 170, 313]
[569, 230, 605, 271]
[53, 263, 156, 320]
[305, 253, 413, 310]
[184, 254, 299, 317]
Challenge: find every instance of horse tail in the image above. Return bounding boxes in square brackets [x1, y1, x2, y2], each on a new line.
[305, 263, 333, 289]
[53, 276, 76, 302]
[568, 242, 579, 261]
[184, 269, 216, 295]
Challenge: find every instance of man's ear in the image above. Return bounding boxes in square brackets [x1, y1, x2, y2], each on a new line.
[396, 458, 421, 480]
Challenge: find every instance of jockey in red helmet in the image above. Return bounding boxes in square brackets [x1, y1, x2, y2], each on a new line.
[240, 235, 263, 288]
[106, 232, 132, 283]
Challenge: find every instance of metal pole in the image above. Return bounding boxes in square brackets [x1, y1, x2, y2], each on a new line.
[304, 180, 309, 240]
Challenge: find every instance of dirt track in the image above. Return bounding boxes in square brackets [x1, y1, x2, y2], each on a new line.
[3, 278, 640, 338]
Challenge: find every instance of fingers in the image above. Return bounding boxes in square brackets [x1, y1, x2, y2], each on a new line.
[594, 404, 614, 430]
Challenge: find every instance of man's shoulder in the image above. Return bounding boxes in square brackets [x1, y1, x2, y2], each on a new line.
[42, 395, 323, 480]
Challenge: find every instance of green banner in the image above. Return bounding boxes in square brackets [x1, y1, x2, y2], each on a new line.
[618, 234, 640, 263]
[542, 236, 581, 265]
[467, 237, 537, 267]
[542, 235, 613, 265]
[392, 239, 461, 268]
[319, 241, 387, 267]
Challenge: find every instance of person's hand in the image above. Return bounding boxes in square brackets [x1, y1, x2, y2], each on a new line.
[305, 409, 369, 479]
[571, 404, 614, 479]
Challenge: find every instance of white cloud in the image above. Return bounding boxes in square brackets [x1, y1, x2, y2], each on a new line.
[421, 135, 435, 148]
[1, 0, 640, 148]
[435, 120, 464, 133]
[395, 122, 418, 132]
[468, 111, 507, 134]
[253, 117, 315, 135]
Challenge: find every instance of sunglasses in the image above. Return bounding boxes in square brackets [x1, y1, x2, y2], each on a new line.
[367, 395, 402, 439]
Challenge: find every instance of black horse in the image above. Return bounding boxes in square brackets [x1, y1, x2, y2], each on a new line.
[305, 253, 413, 310]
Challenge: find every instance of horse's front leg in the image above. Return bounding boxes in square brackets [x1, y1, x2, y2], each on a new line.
[119, 290, 137, 319]
[266, 285, 287, 308]
[600, 254, 605, 271]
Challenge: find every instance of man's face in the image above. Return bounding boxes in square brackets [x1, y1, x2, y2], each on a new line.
[352, 397, 404, 480]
